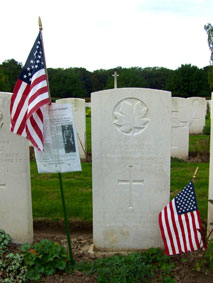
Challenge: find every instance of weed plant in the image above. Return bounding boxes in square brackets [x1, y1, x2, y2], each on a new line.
[0, 230, 28, 282]
[21, 239, 70, 281]
[77, 248, 175, 283]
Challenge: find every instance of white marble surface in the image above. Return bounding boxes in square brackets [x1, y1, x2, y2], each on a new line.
[187, 97, 207, 134]
[92, 88, 171, 251]
[171, 97, 190, 159]
[0, 92, 33, 244]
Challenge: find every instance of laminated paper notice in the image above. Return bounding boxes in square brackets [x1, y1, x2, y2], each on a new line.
[34, 103, 82, 173]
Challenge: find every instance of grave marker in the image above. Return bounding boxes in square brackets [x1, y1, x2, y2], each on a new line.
[208, 93, 213, 238]
[112, 71, 119, 88]
[0, 92, 33, 244]
[187, 97, 207, 134]
[171, 97, 190, 159]
[92, 88, 171, 251]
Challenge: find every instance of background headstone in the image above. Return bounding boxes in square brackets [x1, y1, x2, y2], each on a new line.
[92, 88, 171, 251]
[208, 93, 213, 238]
[0, 92, 33, 244]
[85, 102, 91, 108]
[187, 97, 207, 134]
[56, 98, 86, 161]
[171, 97, 190, 160]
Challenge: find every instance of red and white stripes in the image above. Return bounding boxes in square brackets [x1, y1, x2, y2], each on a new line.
[159, 199, 204, 255]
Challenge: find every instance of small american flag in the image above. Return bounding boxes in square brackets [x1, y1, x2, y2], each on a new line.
[10, 31, 50, 151]
[159, 181, 205, 256]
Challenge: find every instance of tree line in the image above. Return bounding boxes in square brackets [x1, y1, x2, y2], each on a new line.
[0, 59, 212, 100]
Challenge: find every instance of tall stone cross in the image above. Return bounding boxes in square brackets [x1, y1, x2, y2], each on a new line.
[118, 165, 144, 208]
[112, 71, 119, 89]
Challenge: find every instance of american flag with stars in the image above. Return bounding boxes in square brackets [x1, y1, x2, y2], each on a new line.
[159, 181, 205, 256]
[10, 31, 50, 151]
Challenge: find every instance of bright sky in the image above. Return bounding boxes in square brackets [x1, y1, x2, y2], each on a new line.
[0, 0, 212, 71]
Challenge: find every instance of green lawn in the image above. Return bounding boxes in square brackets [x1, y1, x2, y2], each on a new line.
[171, 160, 209, 224]
[189, 134, 210, 154]
[31, 161, 92, 221]
[31, 158, 209, 224]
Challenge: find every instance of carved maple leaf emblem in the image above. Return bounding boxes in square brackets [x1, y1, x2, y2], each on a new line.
[113, 99, 149, 135]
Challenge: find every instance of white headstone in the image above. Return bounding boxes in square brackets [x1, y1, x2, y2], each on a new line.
[187, 97, 207, 134]
[85, 102, 91, 108]
[92, 88, 171, 251]
[56, 98, 86, 160]
[171, 97, 190, 159]
[208, 94, 213, 238]
[0, 92, 33, 244]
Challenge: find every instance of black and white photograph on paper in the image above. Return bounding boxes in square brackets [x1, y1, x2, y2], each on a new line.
[34, 103, 81, 173]
[62, 124, 76, 153]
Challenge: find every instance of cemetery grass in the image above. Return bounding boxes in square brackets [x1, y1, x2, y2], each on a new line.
[31, 159, 209, 226]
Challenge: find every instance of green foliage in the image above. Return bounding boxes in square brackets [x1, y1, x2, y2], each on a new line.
[195, 240, 213, 273]
[21, 239, 69, 281]
[166, 64, 210, 97]
[48, 67, 88, 98]
[0, 252, 28, 282]
[0, 229, 11, 255]
[0, 69, 10, 91]
[0, 230, 28, 282]
[140, 66, 173, 90]
[86, 107, 91, 117]
[203, 111, 211, 135]
[77, 248, 174, 283]
[0, 58, 211, 97]
[0, 59, 22, 91]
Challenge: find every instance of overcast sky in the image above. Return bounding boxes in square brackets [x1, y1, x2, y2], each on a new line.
[0, 0, 212, 71]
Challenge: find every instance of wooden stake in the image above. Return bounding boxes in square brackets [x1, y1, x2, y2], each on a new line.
[192, 167, 199, 183]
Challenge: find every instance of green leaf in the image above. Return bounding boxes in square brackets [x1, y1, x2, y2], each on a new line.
[20, 243, 31, 252]
[28, 268, 41, 281]
[55, 259, 66, 270]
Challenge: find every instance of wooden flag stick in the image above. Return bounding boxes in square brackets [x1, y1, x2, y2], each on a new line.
[192, 167, 199, 183]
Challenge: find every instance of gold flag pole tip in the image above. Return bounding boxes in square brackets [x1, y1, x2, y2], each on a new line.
[38, 17, 43, 31]
[192, 167, 199, 182]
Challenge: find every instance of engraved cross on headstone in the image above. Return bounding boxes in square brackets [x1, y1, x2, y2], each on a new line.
[112, 71, 119, 89]
[118, 165, 144, 208]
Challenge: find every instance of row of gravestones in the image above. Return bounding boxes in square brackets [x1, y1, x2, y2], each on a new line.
[0, 89, 209, 251]
[59, 95, 208, 161]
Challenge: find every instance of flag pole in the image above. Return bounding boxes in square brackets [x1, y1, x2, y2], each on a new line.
[192, 167, 199, 183]
[38, 17, 75, 265]
[38, 17, 51, 103]
[58, 172, 75, 265]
